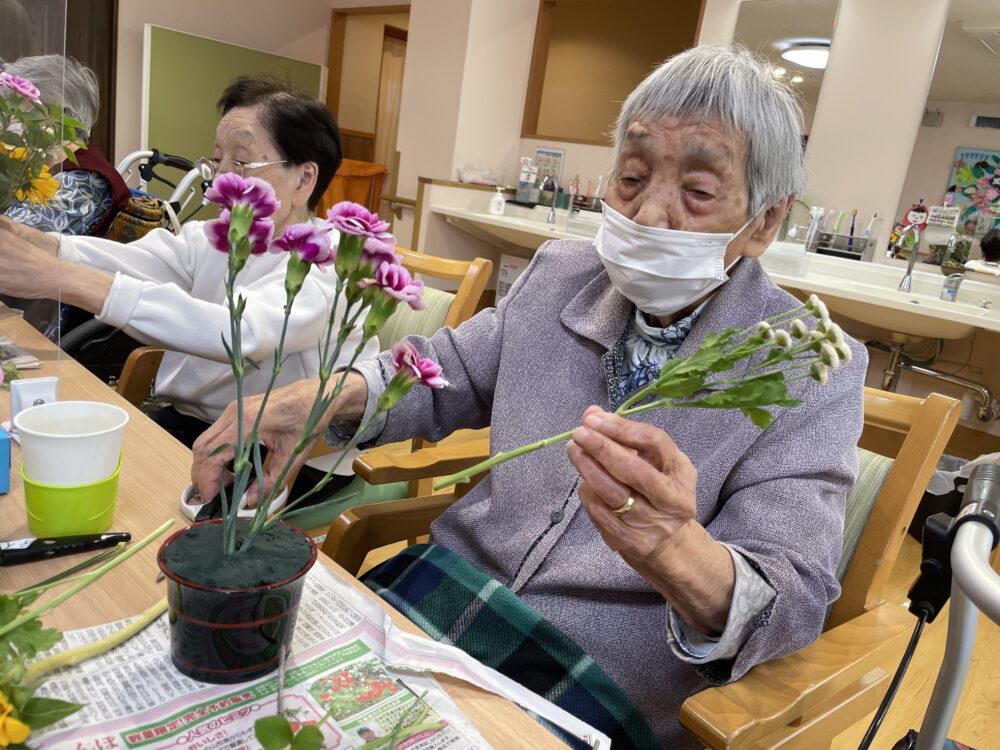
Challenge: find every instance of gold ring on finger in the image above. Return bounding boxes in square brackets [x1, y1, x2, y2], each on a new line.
[612, 496, 635, 515]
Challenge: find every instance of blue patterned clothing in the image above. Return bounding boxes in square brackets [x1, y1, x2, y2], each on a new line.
[3, 170, 113, 234]
[619, 302, 705, 396]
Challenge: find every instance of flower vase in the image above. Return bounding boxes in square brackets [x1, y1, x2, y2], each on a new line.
[156, 520, 317, 684]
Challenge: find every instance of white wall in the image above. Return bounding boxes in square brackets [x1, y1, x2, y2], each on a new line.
[114, 0, 410, 163]
[451, 0, 537, 187]
[804, 0, 949, 264]
[896, 99, 1000, 223]
[394, 0, 472, 199]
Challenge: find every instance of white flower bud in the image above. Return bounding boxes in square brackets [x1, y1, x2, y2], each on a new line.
[806, 293, 830, 322]
[819, 341, 841, 369]
[810, 361, 829, 384]
[835, 340, 853, 365]
[789, 319, 808, 339]
[756, 321, 773, 335]
[814, 318, 829, 334]
[825, 323, 845, 346]
[774, 329, 792, 348]
[809, 330, 826, 343]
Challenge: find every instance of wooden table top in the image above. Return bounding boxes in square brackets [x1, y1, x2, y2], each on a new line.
[0, 309, 565, 748]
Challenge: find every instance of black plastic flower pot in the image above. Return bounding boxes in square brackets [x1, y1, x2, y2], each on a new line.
[156, 519, 317, 684]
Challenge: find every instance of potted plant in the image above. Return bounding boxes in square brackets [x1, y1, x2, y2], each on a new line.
[0, 71, 82, 212]
[155, 177, 445, 684]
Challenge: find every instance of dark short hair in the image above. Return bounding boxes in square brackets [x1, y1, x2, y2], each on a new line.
[218, 75, 342, 210]
[981, 228, 1000, 263]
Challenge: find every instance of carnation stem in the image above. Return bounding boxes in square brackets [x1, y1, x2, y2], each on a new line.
[0, 521, 172, 640]
[433, 429, 575, 490]
[24, 597, 167, 683]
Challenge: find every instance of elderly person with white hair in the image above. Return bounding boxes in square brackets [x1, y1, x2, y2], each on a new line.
[193, 46, 868, 748]
[2, 54, 130, 235]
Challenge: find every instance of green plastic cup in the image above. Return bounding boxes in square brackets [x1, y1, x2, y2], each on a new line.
[22, 456, 121, 536]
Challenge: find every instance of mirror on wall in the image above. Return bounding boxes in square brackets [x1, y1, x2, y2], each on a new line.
[732, 0, 839, 139]
[895, 0, 1000, 270]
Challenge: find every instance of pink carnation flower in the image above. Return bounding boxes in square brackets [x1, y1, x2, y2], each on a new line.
[326, 201, 390, 237]
[357, 261, 426, 310]
[0, 72, 41, 103]
[362, 234, 400, 267]
[205, 173, 279, 219]
[271, 223, 335, 268]
[205, 209, 274, 255]
[391, 341, 448, 388]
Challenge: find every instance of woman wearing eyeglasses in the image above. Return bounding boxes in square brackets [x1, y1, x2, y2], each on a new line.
[0, 75, 378, 463]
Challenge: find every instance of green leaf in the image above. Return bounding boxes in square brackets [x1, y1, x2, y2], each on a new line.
[654, 373, 705, 399]
[291, 726, 324, 750]
[740, 407, 773, 429]
[19, 696, 85, 730]
[681, 372, 800, 412]
[255, 715, 294, 750]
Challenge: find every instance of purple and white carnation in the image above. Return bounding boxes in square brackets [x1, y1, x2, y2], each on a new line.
[357, 261, 426, 310]
[326, 201, 390, 237]
[205, 173, 279, 219]
[0, 73, 41, 103]
[391, 341, 448, 388]
[271, 223, 335, 268]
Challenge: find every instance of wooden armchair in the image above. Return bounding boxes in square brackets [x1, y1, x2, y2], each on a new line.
[316, 159, 388, 216]
[323, 388, 961, 749]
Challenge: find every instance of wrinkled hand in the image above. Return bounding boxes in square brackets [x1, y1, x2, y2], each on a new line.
[567, 406, 736, 633]
[192, 380, 320, 504]
[191, 371, 369, 504]
[567, 406, 698, 565]
[0, 217, 60, 255]
[0, 224, 61, 299]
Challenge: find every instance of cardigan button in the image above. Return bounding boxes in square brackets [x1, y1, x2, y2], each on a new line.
[550, 509, 564, 524]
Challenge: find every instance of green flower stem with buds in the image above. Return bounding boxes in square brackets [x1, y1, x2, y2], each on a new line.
[434, 296, 846, 491]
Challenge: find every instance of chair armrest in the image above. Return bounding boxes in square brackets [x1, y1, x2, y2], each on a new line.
[354, 432, 490, 485]
[321, 493, 458, 575]
[679, 603, 913, 750]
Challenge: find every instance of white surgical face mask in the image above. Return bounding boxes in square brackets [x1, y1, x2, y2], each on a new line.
[595, 201, 754, 318]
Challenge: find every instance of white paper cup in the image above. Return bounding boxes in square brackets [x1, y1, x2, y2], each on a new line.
[14, 401, 129, 486]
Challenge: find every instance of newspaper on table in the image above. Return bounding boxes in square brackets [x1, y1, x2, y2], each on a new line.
[31, 562, 609, 750]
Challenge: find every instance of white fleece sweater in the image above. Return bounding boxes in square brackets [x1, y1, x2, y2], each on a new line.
[59, 221, 378, 432]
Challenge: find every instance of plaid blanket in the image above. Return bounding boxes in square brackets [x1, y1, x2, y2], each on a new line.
[363, 544, 659, 750]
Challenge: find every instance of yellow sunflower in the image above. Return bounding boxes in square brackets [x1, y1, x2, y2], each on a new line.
[0, 689, 30, 747]
[14, 165, 58, 205]
[2, 145, 28, 160]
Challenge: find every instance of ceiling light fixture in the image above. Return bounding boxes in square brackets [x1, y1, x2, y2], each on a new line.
[779, 42, 831, 70]
[791, 75, 804, 83]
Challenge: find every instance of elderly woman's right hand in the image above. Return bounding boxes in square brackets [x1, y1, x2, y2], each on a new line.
[0, 217, 60, 255]
[191, 371, 369, 503]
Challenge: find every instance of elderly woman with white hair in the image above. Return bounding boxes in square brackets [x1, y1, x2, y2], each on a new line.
[2, 54, 130, 235]
[193, 46, 868, 748]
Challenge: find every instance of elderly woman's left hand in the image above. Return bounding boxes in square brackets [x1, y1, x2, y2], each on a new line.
[567, 405, 735, 634]
[567, 406, 697, 558]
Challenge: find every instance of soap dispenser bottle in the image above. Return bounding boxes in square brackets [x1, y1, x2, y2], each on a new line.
[488, 187, 506, 216]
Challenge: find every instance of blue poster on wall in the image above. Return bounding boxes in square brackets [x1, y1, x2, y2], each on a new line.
[944, 147, 1000, 237]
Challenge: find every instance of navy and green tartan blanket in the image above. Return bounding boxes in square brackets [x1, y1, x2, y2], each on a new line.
[362, 543, 659, 750]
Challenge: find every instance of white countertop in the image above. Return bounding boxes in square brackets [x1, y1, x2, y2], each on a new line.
[759, 243, 1000, 339]
[426, 196, 1000, 340]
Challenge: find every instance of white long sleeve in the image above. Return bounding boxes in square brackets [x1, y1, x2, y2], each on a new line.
[59, 221, 378, 426]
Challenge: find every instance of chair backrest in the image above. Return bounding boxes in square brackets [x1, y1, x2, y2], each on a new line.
[316, 159, 388, 216]
[826, 387, 961, 629]
[377, 247, 493, 350]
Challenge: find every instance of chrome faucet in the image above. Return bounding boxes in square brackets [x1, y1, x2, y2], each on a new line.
[893, 223, 923, 293]
[938, 230, 959, 267]
[546, 204, 556, 224]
